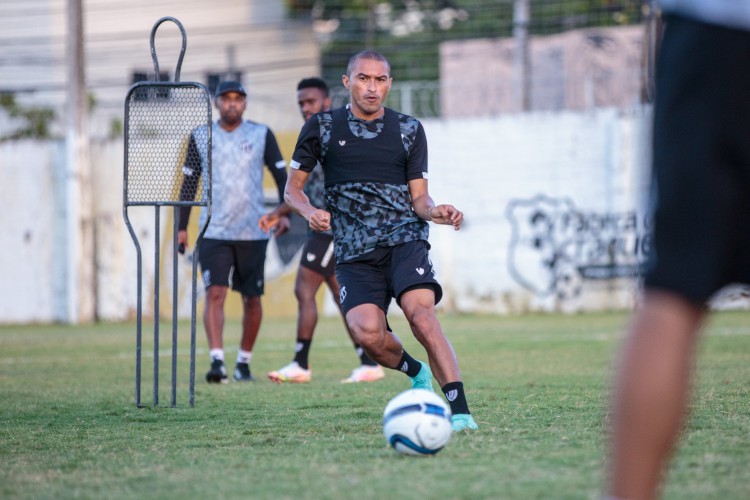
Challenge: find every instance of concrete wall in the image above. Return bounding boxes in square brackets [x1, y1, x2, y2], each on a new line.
[4, 105, 746, 323]
[423, 107, 652, 314]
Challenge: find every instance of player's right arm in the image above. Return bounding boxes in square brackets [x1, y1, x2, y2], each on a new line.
[286, 116, 331, 232]
[285, 169, 330, 232]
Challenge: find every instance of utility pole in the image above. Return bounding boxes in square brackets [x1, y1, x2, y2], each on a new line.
[513, 0, 531, 112]
[66, 0, 95, 323]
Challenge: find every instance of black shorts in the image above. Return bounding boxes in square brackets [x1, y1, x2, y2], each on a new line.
[198, 238, 268, 297]
[335, 240, 442, 316]
[299, 232, 336, 278]
[644, 14, 750, 303]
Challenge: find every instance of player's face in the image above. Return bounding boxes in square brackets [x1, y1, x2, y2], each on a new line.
[216, 91, 246, 126]
[297, 87, 330, 122]
[342, 58, 392, 120]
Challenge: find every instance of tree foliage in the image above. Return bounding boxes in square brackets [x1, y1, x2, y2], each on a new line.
[287, 1, 644, 84]
[0, 93, 55, 141]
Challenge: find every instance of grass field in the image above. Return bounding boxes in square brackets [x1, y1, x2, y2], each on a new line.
[1, 311, 749, 499]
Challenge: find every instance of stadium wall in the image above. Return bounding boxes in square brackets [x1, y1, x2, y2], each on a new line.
[5, 104, 735, 323]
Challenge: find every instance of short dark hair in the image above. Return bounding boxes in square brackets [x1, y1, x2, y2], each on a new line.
[297, 77, 329, 97]
[346, 50, 390, 77]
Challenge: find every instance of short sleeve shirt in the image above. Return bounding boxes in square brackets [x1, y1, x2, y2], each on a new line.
[185, 120, 286, 240]
[290, 106, 429, 261]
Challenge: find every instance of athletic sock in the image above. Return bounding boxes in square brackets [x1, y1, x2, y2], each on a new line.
[354, 345, 378, 366]
[441, 381, 470, 415]
[236, 349, 252, 365]
[209, 348, 224, 362]
[293, 339, 312, 370]
[397, 350, 422, 378]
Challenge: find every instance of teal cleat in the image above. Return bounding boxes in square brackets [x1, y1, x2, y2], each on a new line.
[451, 414, 478, 432]
[409, 361, 434, 392]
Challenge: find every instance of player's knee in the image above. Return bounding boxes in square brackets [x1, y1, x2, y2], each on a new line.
[205, 286, 227, 303]
[294, 284, 316, 303]
[407, 307, 438, 342]
[347, 318, 383, 349]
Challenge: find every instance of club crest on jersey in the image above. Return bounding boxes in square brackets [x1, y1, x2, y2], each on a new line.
[338, 140, 346, 146]
[416, 267, 425, 275]
[240, 141, 253, 153]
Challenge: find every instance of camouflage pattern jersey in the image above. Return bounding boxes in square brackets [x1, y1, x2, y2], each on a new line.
[290, 105, 430, 262]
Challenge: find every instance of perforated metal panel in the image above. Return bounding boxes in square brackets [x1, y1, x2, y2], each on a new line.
[125, 82, 211, 206]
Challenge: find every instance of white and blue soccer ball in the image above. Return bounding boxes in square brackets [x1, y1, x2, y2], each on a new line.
[383, 389, 452, 456]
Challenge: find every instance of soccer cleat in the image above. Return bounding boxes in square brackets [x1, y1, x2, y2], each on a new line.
[267, 361, 312, 384]
[206, 358, 228, 384]
[409, 361, 434, 392]
[233, 362, 254, 382]
[340, 364, 386, 383]
[451, 414, 478, 432]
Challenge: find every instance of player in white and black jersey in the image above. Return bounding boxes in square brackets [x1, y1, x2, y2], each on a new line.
[178, 81, 288, 384]
[285, 51, 478, 432]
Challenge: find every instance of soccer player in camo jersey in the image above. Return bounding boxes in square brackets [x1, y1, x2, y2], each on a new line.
[284, 51, 478, 432]
[177, 81, 289, 384]
[260, 77, 386, 384]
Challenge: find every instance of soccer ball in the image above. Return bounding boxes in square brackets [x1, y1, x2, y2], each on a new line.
[383, 389, 452, 456]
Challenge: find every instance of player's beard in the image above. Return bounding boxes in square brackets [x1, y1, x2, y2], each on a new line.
[221, 109, 242, 127]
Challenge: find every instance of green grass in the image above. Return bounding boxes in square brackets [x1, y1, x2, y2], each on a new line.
[1, 312, 749, 499]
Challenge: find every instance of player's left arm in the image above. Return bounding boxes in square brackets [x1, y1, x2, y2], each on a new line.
[405, 121, 462, 230]
[409, 178, 463, 230]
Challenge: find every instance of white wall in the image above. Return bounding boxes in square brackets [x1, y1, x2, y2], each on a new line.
[7, 105, 746, 323]
[423, 107, 653, 313]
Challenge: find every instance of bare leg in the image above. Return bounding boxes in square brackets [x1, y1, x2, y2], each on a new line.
[345, 303, 403, 367]
[295, 266, 326, 341]
[204, 285, 228, 350]
[239, 295, 262, 352]
[399, 288, 461, 386]
[608, 290, 705, 499]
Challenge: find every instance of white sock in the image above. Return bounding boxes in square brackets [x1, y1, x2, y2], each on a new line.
[237, 350, 252, 364]
[209, 348, 224, 362]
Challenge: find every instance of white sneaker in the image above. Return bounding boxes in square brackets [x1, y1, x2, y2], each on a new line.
[267, 361, 312, 384]
[340, 364, 385, 383]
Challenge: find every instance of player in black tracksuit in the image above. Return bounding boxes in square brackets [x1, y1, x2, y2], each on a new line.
[285, 50, 477, 432]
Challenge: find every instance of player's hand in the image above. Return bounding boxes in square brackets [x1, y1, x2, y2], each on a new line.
[258, 213, 280, 233]
[307, 209, 331, 232]
[429, 204, 463, 230]
[177, 229, 188, 254]
[272, 215, 291, 237]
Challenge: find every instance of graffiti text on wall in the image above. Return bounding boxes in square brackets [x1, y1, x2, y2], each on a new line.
[506, 195, 651, 300]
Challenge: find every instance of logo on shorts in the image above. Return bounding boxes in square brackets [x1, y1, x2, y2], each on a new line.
[306, 252, 316, 262]
[445, 389, 458, 402]
[202, 270, 211, 287]
[338, 140, 346, 146]
[416, 267, 425, 275]
[339, 286, 347, 304]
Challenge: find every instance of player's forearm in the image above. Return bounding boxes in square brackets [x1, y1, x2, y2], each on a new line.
[411, 193, 435, 222]
[284, 185, 316, 222]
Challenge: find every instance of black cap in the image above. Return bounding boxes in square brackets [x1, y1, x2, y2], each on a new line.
[215, 81, 246, 98]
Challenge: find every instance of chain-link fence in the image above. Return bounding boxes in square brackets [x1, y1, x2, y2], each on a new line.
[290, 0, 655, 118]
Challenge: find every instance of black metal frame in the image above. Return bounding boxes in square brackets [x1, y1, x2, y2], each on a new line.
[123, 17, 212, 408]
